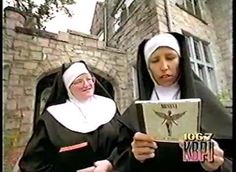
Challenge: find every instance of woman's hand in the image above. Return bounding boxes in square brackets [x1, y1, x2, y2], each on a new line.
[131, 132, 158, 162]
[200, 139, 224, 171]
[94, 160, 113, 172]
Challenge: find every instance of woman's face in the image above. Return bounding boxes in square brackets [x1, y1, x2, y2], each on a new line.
[148, 47, 180, 87]
[69, 73, 95, 101]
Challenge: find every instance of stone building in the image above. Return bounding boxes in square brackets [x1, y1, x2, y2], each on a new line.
[3, 6, 133, 171]
[91, 0, 232, 106]
[3, 0, 232, 170]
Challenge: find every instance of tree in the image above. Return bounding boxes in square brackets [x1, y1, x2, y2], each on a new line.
[8, 0, 76, 29]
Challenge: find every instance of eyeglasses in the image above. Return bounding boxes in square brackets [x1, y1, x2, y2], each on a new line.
[71, 77, 95, 87]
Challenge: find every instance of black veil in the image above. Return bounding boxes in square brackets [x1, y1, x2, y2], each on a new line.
[117, 32, 232, 171]
[136, 32, 232, 140]
[42, 60, 114, 114]
[136, 32, 197, 100]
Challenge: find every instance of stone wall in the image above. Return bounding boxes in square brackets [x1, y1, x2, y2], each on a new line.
[3, 0, 233, 170]
[206, 0, 233, 102]
[3, 7, 132, 171]
[161, 0, 232, 103]
[104, 0, 232, 104]
[105, 0, 161, 99]
[90, 2, 104, 35]
[106, 0, 160, 61]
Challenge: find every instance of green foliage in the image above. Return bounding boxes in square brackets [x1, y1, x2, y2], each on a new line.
[3, 132, 15, 171]
[3, 129, 22, 171]
[8, 0, 76, 29]
[3, 163, 12, 172]
[4, 130, 18, 149]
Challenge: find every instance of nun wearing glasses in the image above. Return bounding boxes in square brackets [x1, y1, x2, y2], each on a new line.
[19, 61, 121, 172]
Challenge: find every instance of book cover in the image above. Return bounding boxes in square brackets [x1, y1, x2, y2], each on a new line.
[57, 142, 97, 170]
[135, 98, 201, 143]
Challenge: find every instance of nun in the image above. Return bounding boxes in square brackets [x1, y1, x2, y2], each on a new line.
[114, 32, 232, 172]
[19, 61, 120, 172]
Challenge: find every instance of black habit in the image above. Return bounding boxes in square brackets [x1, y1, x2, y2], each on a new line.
[114, 33, 232, 172]
[19, 61, 121, 172]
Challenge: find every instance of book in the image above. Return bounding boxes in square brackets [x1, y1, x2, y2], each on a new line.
[135, 98, 201, 143]
[57, 141, 97, 170]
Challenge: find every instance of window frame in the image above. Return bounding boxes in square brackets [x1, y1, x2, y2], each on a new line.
[97, 29, 104, 41]
[183, 31, 217, 93]
[111, 0, 135, 33]
[131, 65, 139, 99]
[176, 0, 203, 21]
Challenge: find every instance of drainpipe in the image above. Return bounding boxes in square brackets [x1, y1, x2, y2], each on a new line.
[164, 0, 172, 32]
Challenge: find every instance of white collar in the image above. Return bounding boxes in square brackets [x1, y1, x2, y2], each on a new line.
[47, 95, 116, 133]
[150, 82, 180, 100]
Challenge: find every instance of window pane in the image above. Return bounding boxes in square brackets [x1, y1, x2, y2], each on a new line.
[177, 0, 184, 6]
[128, 0, 136, 13]
[208, 67, 217, 92]
[185, 36, 192, 58]
[198, 65, 203, 80]
[114, 8, 122, 32]
[120, 5, 127, 25]
[125, 0, 134, 8]
[98, 32, 104, 41]
[183, 32, 216, 92]
[114, 8, 122, 19]
[202, 43, 211, 63]
[186, 0, 194, 14]
[198, 64, 206, 82]
[191, 62, 196, 72]
[132, 66, 139, 99]
[193, 40, 201, 60]
[193, 0, 201, 17]
[114, 21, 120, 32]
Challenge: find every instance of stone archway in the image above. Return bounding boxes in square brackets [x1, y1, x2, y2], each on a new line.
[34, 72, 56, 130]
[4, 7, 132, 170]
